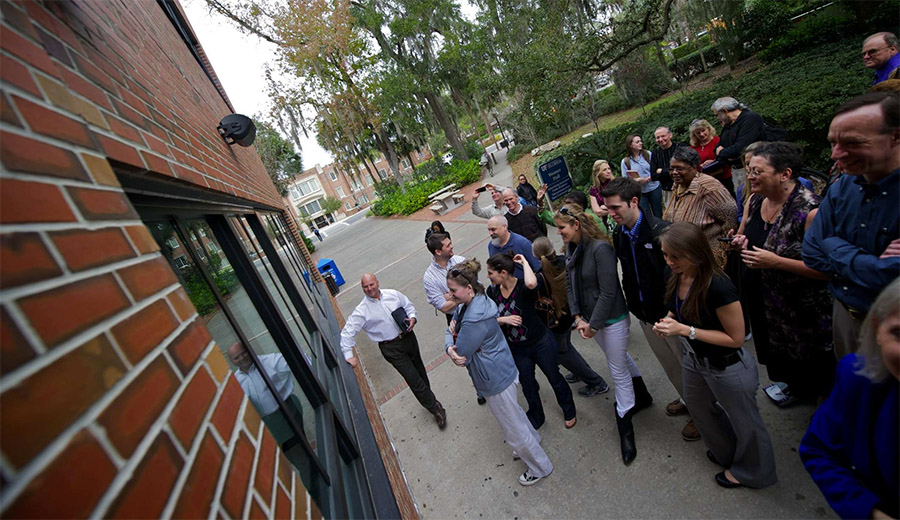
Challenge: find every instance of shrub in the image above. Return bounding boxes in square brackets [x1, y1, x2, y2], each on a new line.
[668, 45, 724, 83]
[301, 233, 316, 253]
[671, 34, 712, 60]
[758, 7, 855, 63]
[506, 142, 534, 164]
[464, 139, 484, 160]
[537, 38, 869, 180]
[594, 86, 628, 116]
[371, 158, 481, 216]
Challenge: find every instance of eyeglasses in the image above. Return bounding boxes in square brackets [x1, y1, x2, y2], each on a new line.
[449, 268, 472, 285]
[862, 46, 889, 58]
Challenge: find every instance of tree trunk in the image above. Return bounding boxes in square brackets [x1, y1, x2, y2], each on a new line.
[423, 90, 468, 160]
[474, 98, 499, 147]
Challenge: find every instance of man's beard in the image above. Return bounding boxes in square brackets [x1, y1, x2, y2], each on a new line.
[490, 236, 502, 247]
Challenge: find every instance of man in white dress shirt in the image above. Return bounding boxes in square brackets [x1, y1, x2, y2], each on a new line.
[341, 273, 447, 429]
[423, 233, 466, 326]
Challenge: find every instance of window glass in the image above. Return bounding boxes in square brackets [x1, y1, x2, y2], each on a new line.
[147, 220, 327, 512]
[336, 186, 345, 197]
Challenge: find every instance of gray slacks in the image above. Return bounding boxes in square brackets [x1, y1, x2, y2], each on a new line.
[681, 342, 777, 488]
[638, 320, 684, 399]
[832, 300, 863, 361]
[485, 379, 553, 477]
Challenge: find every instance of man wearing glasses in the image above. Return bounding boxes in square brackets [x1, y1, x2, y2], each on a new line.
[341, 273, 448, 429]
[862, 32, 900, 85]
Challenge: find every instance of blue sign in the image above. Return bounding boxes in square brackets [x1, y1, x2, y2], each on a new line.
[537, 156, 574, 201]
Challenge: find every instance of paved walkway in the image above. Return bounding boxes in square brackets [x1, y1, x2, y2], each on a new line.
[311, 147, 834, 518]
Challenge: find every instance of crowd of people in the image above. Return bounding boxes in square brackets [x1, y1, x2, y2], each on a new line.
[338, 32, 899, 517]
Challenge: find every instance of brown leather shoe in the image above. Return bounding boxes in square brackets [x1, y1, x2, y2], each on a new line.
[681, 419, 701, 441]
[666, 398, 688, 416]
[431, 402, 447, 430]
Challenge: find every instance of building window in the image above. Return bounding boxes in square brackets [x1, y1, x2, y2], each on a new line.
[359, 193, 369, 203]
[173, 255, 189, 269]
[401, 159, 410, 169]
[377, 169, 387, 180]
[345, 202, 352, 210]
[165, 237, 180, 249]
[329, 170, 338, 181]
[300, 198, 323, 217]
[336, 186, 345, 197]
[293, 177, 321, 198]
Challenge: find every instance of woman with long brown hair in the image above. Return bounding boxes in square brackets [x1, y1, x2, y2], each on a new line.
[556, 203, 651, 465]
[532, 236, 609, 396]
[653, 222, 777, 489]
[620, 134, 662, 217]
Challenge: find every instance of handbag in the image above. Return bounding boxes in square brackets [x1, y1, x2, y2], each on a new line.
[534, 275, 565, 329]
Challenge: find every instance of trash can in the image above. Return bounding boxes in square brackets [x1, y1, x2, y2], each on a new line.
[316, 258, 345, 287]
[323, 272, 340, 296]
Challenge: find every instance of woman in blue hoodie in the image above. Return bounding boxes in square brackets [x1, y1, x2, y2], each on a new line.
[445, 259, 554, 487]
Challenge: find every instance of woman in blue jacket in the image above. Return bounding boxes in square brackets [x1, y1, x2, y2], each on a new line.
[800, 279, 899, 519]
[445, 259, 554, 487]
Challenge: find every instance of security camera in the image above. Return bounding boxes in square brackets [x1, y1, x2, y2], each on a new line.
[217, 114, 256, 147]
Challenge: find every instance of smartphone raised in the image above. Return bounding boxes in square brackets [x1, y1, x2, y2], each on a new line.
[476, 186, 488, 193]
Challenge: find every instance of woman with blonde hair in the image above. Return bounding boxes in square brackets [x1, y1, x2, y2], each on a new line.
[800, 278, 899, 519]
[556, 204, 651, 465]
[690, 118, 735, 197]
[621, 134, 661, 217]
[532, 236, 609, 396]
[589, 159, 615, 223]
[653, 222, 776, 489]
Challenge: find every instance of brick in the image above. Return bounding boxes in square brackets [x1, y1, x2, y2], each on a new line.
[34, 73, 107, 128]
[221, 432, 254, 518]
[211, 376, 243, 442]
[0, 24, 58, 77]
[0, 307, 35, 376]
[98, 355, 179, 457]
[71, 51, 116, 93]
[117, 256, 178, 301]
[141, 151, 173, 176]
[107, 432, 183, 520]
[0, 2, 38, 41]
[95, 133, 144, 168]
[0, 129, 90, 179]
[0, 232, 62, 288]
[104, 112, 143, 143]
[293, 478, 309, 520]
[243, 398, 262, 437]
[166, 286, 194, 320]
[142, 131, 170, 156]
[56, 64, 112, 111]
[0, 92, 21, 126]
[50, 227, 135, 272]
[172, 432, 224, 520]
[169, 368, 216, 450]
[255, 428, 276, 501]
[249, 498, 267, 520]
[67, 186, 139, 221]
[167, 321, 212, 376]
[19, 274, 129, 346]
[110, 299, 178, 364]
[12, 95, 96, 149]
[0, 54, 41, 96]
[277, 451, 292, 490]
[126, 225, 160, 254]
[311, 500, 322, 520]
[81, 153, 120, 187]
[3, 431, 116, 519]
[275, 483, 291, 520]
[0, 335, 126, 468]
[34, 25, 71, 67]
[111, 97, 147, 130]
[0, 178, 77, 224]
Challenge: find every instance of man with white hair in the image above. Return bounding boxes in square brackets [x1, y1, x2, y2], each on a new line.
[487, 215, 541, 279]
[502, 187, 546, 241]
[712, 97, 766, 185]
[862, 31, 900, 85]
[471, 183, 509, 219]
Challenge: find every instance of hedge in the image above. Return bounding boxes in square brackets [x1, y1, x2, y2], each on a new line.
[535, 38, 869, 189]
[371, 158, 482, 216]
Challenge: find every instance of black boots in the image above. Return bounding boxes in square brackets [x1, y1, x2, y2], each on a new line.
[431, 401, 447, 430]
[615, 404, 637, 465]
[632, 376, 653, 413]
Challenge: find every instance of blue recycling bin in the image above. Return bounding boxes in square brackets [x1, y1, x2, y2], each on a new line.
[316, 258, 345, 287]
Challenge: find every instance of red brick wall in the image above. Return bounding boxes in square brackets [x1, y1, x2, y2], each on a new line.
[0, 0, 320, 517]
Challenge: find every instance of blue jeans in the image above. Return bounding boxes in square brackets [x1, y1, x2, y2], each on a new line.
[511, 332, 576, 428]
[640, 185, 663, 218]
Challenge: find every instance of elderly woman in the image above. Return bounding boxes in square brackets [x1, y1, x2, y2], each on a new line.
[621, 134, 661, 217]
[690, 118, 734, 197]
[445, 259, 554, 487]
[663, 147, 738, 268]
[653, 222, 777, 490]
[731, 142, 834, 403]
[800, 279, 899, 519]
[555, 204, 651, 465]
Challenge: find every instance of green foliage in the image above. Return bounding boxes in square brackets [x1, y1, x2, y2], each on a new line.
[671, 34, 712, 60]
[412, 157, 442, 180]
[464, 139, 484, 161]
[253, 118, 302, 197]
[742, 0, 794, 54]
[536, 39, 869, 184]
[301, 233, 316, 253]
[758, 6, 855, 63]
[320, 196, 343, 216]
[371, 159, 481, 216]
[613, 47, 673, 106]
[669, 45, 725, 83]
[183, 263, 240, 317]
[594, 87, 628, 116]
[506, 143, 535, 164]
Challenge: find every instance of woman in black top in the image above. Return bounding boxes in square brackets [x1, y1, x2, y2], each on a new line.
[516, 174, 539, 206]
[653, 222, 777, 490]
[531, 237, 609, 397]
[424, 220, 449, 243]
[486, 252, 576, 429]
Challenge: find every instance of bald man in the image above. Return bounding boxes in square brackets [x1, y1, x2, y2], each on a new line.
[502, 188, 546, 241]
[487, 215, 541, 279]
[340, 274, 446, 429]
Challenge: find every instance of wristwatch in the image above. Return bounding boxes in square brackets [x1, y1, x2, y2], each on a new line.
[688, 326, 696, 340]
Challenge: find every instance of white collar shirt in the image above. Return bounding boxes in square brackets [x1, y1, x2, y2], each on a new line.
[339, 289, 417, 360]
[233, 353, 294, 416]
[423, 254, 466, 311]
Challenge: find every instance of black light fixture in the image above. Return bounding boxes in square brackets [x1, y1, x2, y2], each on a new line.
[217, 114, 256, 147]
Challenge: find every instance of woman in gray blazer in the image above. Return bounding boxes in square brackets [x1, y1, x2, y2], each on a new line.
[555, 204, 653, 465]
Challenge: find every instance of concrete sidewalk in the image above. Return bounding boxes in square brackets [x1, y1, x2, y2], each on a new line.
[313, 148, 834, 519]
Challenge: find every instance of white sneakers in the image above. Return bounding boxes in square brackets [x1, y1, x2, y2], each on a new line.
[517, 470, 545, 486]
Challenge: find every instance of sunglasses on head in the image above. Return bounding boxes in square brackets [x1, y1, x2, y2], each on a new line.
[559, 206, 573, 216]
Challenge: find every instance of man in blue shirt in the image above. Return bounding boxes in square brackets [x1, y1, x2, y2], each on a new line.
[487, 215, 540, 279]
[803, 92, 900, 359]
[862, 32, 900, 85]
